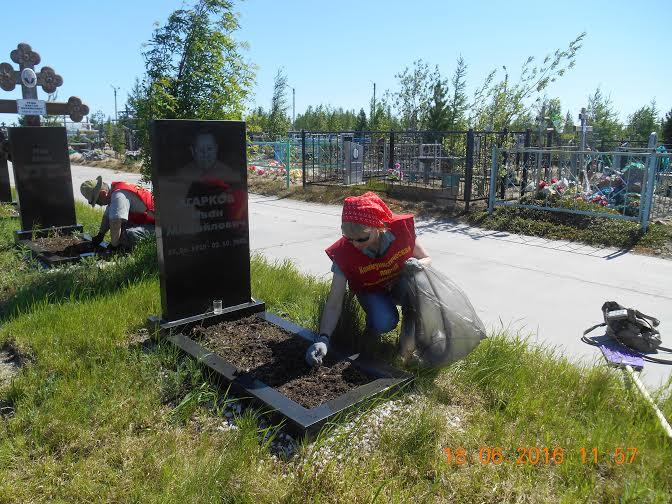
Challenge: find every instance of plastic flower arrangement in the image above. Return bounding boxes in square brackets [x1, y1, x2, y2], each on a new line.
[387, 162, 404, 181]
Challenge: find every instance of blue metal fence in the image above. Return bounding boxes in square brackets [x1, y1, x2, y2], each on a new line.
[488, 147, 671, 230]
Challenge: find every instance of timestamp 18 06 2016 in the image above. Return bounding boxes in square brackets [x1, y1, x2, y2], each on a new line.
[443, 446, 638, 465]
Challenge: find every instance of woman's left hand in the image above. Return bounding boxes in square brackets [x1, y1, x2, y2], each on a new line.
[404, 257, 424, 272]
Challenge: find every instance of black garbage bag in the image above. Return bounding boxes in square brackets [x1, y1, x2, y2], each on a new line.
[397, 265, 487, 367]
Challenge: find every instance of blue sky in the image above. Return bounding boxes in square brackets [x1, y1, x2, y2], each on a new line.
[0, 0, 669, 126]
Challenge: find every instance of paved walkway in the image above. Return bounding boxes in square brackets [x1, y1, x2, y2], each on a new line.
[9, 162, 672, 388]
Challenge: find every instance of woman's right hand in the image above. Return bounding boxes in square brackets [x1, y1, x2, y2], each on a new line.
[305, 334, 330, 366]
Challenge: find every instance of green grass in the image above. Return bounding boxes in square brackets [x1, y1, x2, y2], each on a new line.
[0, 203, 671, 502]
[0, 202, 158, 320]
[467, 206, 672, 252]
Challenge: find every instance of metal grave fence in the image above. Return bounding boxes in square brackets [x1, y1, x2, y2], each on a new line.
[298, 129, 528, 209]
[247, 139, 300, 187]
[487, 147, 672, 230]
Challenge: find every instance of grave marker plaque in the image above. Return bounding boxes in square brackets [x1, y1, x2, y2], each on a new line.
[8, 126, 78, 232]
[151, 120, 259, 321]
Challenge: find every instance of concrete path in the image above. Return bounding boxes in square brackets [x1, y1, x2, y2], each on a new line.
[9, 162, 672, 389]
[8, 161, 146, 205]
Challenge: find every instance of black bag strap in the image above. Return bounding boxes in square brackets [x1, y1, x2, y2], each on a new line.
[633, 310, 660, 330]
[583, 322, 606, 338]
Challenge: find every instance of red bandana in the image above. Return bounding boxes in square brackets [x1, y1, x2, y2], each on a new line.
[341, 191, 394, 228]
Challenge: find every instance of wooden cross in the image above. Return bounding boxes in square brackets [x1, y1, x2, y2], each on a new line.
[0, 42, 89, 126]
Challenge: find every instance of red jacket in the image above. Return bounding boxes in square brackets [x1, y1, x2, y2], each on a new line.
[111, 181, 155, 225]
[326, 215, 415, 293]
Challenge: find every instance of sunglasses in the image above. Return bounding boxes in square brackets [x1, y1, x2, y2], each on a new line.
[344, 234, 370, 243]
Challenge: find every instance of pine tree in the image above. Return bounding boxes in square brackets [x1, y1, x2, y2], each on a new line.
[424, 81, 450, 142]
[587, 87, 622, 147]
[626, 100, 659, 142]
[662, 109, 672, 146]
[267, 68, 290, 138]
[355, 108, 367, 132]
[446, 56, 468, 131]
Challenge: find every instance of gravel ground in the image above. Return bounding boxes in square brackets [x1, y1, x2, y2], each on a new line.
[194, 390, 462, 463]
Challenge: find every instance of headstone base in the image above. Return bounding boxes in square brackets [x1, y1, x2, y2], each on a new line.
[15, 224, 83, 242]
[17, 232, 109, 268]
[149, 309, 412, 437]
[149, 299, 266, 329]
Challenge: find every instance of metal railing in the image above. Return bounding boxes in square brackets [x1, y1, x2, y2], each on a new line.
[487, 147, 672, 230]
[296, 129, 529, 209]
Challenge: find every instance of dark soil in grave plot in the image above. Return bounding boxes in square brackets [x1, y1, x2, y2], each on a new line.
[191, 316, 374, 409]
[32, 235, 91, 257]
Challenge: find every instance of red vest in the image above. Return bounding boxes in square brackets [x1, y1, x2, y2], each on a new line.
[111, 181, 155, 225]
[326, 215, 415, 293]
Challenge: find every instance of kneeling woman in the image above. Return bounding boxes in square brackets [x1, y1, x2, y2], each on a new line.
[306, 192, 431, 366]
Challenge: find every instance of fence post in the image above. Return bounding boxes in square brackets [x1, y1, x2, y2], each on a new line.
[464, 129, 474, 212]
[640, 150, 658, 231]
[301, 129, 306, 188]
[544, 129, 553, 179]
[499, 128, 508, 199]
[521, 129, 531, 196]
[488, 144, 498, 214]
[388, 130, 395, 169]
[286, 139, 291, 189]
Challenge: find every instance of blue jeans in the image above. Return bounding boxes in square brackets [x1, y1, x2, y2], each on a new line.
[120, 224, 155, 249]
[356, 290, 400, 334]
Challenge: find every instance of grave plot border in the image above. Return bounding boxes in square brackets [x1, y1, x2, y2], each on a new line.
[16, 231, 106, 268]
[14, 224, 83, 242]
[151, 308, 413, 437]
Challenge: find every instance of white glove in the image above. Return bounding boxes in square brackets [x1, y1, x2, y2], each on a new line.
[305, 334, 330, 366]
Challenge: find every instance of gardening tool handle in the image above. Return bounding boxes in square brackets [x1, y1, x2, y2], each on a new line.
[624, 365, 672, 440]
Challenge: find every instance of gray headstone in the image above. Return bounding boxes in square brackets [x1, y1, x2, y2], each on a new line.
[344, 140, 363, 185]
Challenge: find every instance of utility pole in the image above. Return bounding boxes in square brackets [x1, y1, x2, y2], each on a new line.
[283, 83, 295, 131]
[111, 85, 120, 122]
[537, 103, 547, 148]
[372, 82, 376, 121]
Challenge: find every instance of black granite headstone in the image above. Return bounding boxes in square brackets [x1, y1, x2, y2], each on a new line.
[0, 129, 11, 203]
[0, 154, 10, 203]
[151, 120, 253, 321]
[8, 127, 77, 231]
